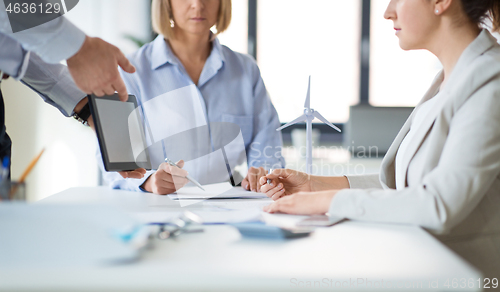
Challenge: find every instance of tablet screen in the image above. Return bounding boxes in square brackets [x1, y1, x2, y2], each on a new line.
[94, 99, 144, 163]
[89, 94, 151, 171]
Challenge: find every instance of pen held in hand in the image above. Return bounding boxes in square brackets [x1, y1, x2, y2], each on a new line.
[267, 168, 273, 185]
[164, 158, 205, 191]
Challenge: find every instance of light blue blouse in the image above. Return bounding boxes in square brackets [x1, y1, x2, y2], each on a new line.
[102, 35, 284, 191]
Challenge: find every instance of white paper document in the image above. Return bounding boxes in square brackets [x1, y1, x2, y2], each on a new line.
[193, 208, 262, 224]
[203, 200, 272, 210]
[131, 208, 262, 224]
[131, 211, 181, 224]
[168, 182, 267, 200]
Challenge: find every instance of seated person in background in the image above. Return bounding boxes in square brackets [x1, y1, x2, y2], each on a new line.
[260, 0, 500, 278]
[99, 0, 284, 194]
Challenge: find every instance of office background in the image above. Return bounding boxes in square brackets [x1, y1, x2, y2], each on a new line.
[2, 0, 481, 201]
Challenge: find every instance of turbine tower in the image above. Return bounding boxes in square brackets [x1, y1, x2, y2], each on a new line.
[276, 76, 341, 174]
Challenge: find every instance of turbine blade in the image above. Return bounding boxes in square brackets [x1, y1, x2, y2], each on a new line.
[304, 76, 311, 109]
[276, 114, 307, 131]
[313, 111, 341, 132]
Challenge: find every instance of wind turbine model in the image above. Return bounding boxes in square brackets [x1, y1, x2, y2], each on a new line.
[276, 76, 341, 174]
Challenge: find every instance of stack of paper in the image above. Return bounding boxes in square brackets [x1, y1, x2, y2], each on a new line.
[168, 182, 268, 200]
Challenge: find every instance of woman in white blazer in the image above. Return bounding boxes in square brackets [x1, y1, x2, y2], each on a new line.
[260, 0, 500, 278]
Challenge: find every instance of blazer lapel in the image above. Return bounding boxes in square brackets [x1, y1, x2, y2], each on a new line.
[380, 72, 443, 189]
[396, 87, 447, 188]
[385, 30, 497, 188]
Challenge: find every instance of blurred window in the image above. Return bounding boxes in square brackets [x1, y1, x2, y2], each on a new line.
[218, 0, 249, 54]
[256, 0, 361, 123]
[369, 0, 441, 107]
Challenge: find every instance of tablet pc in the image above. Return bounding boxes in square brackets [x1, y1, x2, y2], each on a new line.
[88, 94, 151, 172]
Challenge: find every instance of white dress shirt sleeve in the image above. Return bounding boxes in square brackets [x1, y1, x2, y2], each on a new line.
[0, 32, 30, 80]
[21, 52, 86, 116]
[0, 0, 86, 63]
[0, 31, 85, 116]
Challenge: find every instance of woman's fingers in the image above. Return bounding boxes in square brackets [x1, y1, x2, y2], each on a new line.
[242, 176, 250, 190]
[256, 167, 267, 192]
[159, 162, 188, 178]
[263, 191, 336, 215]
[118, 168, 147, 179]
[151, 163, 188, 188]
[264, 168, 293, 181]
[247, 169, 259, 192]
[263, 196, 293, 213]
[166, 165, 189, 177]
[262, 183, 285, 200]
[260, 180, 276, 193]
[253, 167, 267, 192]
[148, 161, 190, 194]
[158, 181, 185, 193]
[259, 176, 280, 188]
[158, 170, 189, 185]
[243, 167, 266, 191]
[259, 168, 295, 190]
[271, 185, 286, 201]
[151, 174, 189, 195]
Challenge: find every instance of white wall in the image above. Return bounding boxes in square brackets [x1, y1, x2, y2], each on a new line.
[3, 79, 99, 201]
[65, 0, 151, 55]
[3, 0, 150, 201]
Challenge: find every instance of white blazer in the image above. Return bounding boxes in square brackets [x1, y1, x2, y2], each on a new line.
[330, 30, 500, 277]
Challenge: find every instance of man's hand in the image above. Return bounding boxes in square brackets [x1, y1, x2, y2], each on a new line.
[242, 166, 267, 192]
[141, 160, 189, 195]
[67, 36, 135, 101]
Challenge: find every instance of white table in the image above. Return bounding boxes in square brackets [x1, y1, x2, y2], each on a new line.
[0, 187, 483, 291]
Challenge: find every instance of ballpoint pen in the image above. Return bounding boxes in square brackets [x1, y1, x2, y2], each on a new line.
[267, 168, 273, 185]
[164, 158, 205, 191]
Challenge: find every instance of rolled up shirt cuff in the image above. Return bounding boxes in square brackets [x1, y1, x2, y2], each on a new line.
[49, 72, 86, 116]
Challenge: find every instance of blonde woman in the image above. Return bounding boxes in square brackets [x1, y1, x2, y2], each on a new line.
[100, 0, 284, 194]
[261, 0, 500, 278]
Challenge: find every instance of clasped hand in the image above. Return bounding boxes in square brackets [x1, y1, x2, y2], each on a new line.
[259, 169, 340, 215]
